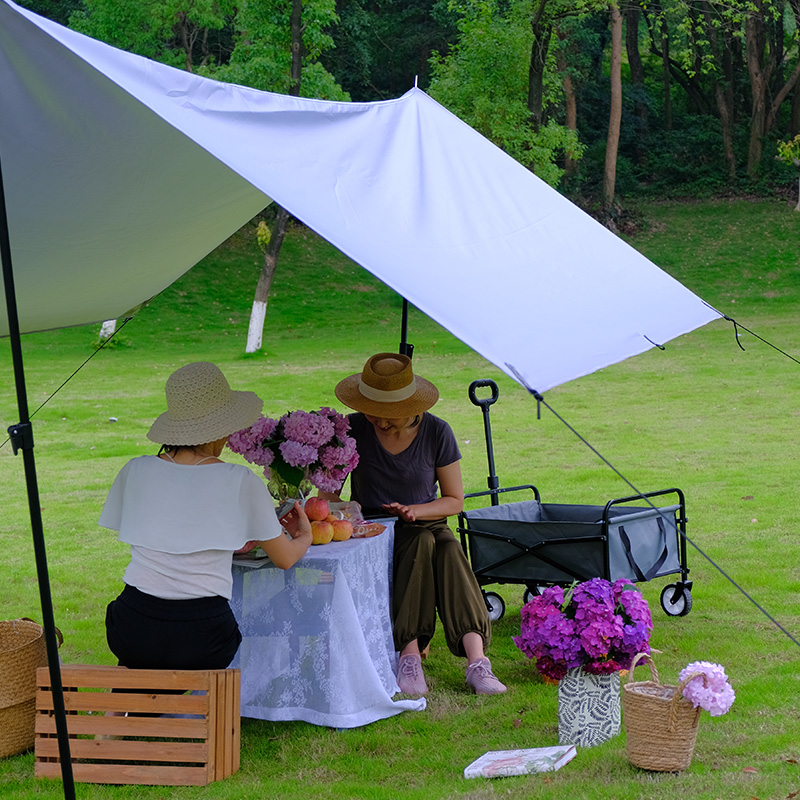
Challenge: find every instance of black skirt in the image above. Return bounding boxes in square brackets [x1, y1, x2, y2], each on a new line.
[105, 584, 242, 670]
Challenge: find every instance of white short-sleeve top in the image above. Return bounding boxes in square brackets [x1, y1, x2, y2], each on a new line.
[99, 455, 281, 600]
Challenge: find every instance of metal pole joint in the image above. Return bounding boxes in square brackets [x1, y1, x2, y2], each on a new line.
[8, 421, 33, 454]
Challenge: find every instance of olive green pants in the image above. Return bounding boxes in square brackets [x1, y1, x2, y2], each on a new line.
[392, 518, 491, 658]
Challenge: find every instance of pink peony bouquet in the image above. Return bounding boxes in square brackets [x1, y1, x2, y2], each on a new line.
[514, 578, 653, 681]
[679, 661, 735, 716]
[227, 407, 358, 497]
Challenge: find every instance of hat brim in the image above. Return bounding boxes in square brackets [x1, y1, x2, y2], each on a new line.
[146, 390, 263, 446]
[334, 373, 439, 418]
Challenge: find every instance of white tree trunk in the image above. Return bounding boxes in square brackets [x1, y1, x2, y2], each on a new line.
[99, 319, 116, 340]
[246, 300, 267, 353]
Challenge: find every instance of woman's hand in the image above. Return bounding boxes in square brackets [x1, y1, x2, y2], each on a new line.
[279, 501, 312, 540]
[381, 502, 417, 523]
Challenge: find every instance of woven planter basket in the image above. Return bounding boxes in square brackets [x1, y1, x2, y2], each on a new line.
[622, 652, 706, 772]
[0, 619, 59, 759]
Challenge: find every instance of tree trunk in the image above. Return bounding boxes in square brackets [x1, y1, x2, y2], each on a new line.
[246, 207, 290, 353]
[625, 2, 647, 163]
[792, 0, 800, 136]
[528, 11, 553, 131]
[792, 79, 800, 137]
[661, 25, 672, 131]
[603, 4, 623, 212]
[745, 6, 767, 178]
[178, 12, 193, 73]
[763, 0, 800, 135]
[715, 83, 737, 181]
[626, 3, 646, 118]
[556, 43, 578, 177]
[702, 1, 736, 181]
[245, 0, 303, 354]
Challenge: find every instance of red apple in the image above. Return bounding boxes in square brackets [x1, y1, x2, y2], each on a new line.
[304, 496, 330, 522]
[311, 519, 334, 545]
[331, 519, 353, 541]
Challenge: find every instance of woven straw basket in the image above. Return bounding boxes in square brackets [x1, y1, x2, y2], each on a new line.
[0, 619, 57, 759]
[622, 652, 706, 772]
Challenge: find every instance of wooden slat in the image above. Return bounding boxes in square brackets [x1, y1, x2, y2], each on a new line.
[36, 761, 211, 786]
[36, 665, 213, 692]
[35, 736, 208, 763]
[36, 690, 210, 716]
[35, 714, 208, 739]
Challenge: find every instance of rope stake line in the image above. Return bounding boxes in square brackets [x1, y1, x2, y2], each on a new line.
[1, 316, 135, 450]
[504, 361, 800, 652]
[707, 302, 800, 363]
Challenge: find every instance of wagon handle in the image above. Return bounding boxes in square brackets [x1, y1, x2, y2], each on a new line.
[468, 379, 499, 408]
[468, 380, 500, 504]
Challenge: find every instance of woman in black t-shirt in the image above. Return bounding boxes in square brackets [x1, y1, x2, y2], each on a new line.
[328, 353, 506, 697]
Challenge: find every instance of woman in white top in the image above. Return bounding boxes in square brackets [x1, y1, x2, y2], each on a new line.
[100, 362, 312, 670]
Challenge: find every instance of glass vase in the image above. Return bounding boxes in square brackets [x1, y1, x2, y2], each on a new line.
[557, 667, 621, 748]
[267, 472, 312, 512]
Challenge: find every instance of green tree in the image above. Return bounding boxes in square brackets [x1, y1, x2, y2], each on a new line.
[70, 0, 235, 71]
[428, 0, 584, 187]
[202, 1, 349, 353]
[208, 0, 348, 99]
[16, 0, 85, 27]
[323, 0, 459, 101]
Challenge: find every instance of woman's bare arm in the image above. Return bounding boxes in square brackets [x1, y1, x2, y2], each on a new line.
[257, 501, 312, 569]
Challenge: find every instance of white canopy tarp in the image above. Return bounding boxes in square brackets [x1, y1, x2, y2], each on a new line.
[0, 0, 720, 394]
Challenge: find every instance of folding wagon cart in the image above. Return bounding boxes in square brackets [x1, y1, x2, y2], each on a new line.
[456, 380, 693, 621]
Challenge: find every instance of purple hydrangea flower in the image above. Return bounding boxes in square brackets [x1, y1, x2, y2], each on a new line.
[226, 407, 359, 496]
[282, 410, 335, 447]
[278, 440, 319, 468]
[514, 577, 653, 680]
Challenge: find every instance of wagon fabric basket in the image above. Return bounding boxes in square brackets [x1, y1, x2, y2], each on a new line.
[0, 618, 60, 759]
[622, 652, 706, 772]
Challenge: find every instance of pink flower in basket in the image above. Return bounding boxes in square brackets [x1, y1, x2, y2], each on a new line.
[514, 578, 653, 681]
[228, 406, 359, 498]
[679, 661, 735, 716]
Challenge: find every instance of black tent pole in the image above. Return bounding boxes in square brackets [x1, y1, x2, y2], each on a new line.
[0, 155, 76, 798]
[399, 298, 413, 359]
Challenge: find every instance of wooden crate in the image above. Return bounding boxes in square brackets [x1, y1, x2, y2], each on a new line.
[34, 664, 240, 786]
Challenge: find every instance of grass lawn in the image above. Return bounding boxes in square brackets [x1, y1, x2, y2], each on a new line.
[1, 197, 799, 799]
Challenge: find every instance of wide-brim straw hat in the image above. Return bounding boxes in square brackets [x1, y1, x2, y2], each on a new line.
[147, 362, 263, 446]
[334, 353, 439, 418]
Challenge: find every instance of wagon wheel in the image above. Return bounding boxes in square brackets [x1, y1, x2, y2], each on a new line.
[660, 583, 693, 617]
[523, 585, 550, 605]
[483, 591, 505, 621]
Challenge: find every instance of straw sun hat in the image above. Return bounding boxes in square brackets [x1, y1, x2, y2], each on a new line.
[147, 362, 263, 446]
[334, 353, 439, 418]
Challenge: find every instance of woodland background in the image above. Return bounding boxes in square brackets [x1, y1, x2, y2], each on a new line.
[18, 0, 800, 214]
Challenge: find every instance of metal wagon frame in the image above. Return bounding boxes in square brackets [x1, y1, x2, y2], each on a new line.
[456, 380, 694, 621]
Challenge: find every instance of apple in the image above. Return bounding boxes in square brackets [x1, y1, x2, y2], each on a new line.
[304, 496, 330, 522]
[331, 519, 353, 541]
[311, 519, 334, 545]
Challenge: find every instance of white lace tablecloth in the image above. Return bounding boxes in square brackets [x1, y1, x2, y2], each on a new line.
[229, 520, 426, 728]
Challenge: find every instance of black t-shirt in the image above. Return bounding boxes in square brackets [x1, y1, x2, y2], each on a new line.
[347, 412, 461, 517]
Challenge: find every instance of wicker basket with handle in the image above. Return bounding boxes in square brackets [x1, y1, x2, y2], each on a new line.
[622, 652, 707, 772]
[0, 618, 61, 759]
